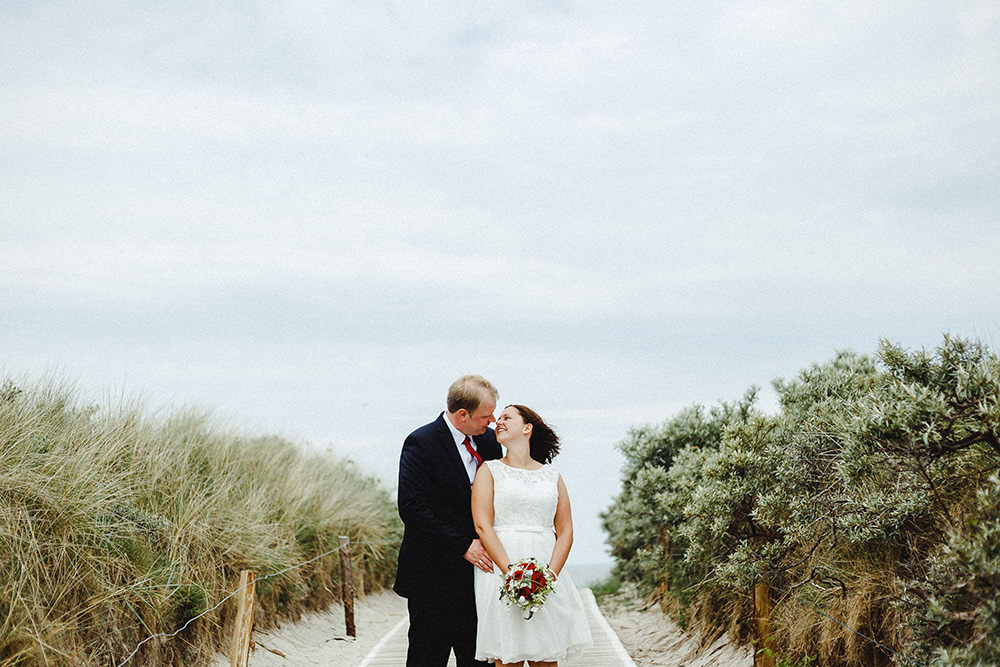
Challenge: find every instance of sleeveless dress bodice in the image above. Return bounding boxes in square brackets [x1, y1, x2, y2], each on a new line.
[490, 460, 559, 530]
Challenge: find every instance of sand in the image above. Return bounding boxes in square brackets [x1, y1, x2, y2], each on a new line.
[213, 587, 750, 666]
[212, 590, 407, 667]
[595, 589, 751, 667]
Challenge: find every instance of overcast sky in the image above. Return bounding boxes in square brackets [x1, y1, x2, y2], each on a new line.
[3, 2, 999, 567]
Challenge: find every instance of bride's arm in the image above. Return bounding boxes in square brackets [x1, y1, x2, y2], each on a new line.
[548, 475, 574, 577]
[472, 465, 512, 573]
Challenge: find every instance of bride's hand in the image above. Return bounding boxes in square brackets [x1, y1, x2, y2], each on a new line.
[464, 539, 495, 573]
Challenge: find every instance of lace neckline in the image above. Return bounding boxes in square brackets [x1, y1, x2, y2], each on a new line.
[495, 459, 546, 472]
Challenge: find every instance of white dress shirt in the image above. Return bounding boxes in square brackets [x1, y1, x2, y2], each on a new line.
[443, 411, 480, 484]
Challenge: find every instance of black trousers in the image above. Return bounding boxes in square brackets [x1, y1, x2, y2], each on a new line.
[405, 593, 490, 667]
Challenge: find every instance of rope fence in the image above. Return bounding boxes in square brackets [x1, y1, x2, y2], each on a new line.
[115, 538, 402, 667]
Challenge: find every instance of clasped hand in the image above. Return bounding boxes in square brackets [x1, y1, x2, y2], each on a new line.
[464, 539, 495, 573]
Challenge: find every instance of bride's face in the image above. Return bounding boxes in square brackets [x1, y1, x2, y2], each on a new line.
[495, 407, 529, 444]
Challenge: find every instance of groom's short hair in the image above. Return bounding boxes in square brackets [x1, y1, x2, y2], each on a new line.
[447, 375, 498, 414]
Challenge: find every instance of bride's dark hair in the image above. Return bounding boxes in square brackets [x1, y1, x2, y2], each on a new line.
[508, 405, 560, 464]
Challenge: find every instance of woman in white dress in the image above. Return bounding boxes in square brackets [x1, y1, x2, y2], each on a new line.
[471, 405, 593, 666]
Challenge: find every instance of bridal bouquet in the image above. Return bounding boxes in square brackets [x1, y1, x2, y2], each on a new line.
[499, 557, 556, 619]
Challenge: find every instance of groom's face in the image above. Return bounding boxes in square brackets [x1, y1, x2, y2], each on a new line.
[460, 395, 497, 436]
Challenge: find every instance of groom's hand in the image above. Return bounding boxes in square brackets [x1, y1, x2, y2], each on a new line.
[464, 539, 494, 573]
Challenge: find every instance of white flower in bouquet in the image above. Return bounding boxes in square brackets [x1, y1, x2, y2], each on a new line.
[499, 557, 556, 620]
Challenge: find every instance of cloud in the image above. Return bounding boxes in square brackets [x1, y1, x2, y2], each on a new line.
[3, 1, 1000, 564]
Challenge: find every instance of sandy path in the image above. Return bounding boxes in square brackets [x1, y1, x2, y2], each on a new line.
[595, 591, 751, 667]
[213, 587, 750, 666]
[212, 590, 408, 667]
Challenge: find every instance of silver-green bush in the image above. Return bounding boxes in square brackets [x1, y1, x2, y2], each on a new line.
[602, 336, 999, 665]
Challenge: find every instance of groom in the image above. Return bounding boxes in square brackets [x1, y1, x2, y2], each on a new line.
[394, 375, 503, 667]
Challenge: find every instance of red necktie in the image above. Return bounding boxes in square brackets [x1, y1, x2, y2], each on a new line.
[463, 436, 483, 469]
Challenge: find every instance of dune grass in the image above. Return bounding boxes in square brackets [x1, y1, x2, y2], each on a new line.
[0, 378, 401, 666]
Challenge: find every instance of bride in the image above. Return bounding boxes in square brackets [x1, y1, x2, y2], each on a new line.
[471, 405, 592, 666]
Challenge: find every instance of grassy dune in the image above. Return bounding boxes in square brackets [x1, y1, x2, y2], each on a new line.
[0, 378, 401, 666]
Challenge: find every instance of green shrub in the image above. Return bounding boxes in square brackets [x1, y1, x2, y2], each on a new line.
[603, 336, 1000, 665]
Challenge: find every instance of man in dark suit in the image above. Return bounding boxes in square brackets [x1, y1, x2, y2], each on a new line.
[394, 375, 503, 667]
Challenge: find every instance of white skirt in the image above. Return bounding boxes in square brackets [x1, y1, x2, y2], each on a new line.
[474, 526, 593, 663]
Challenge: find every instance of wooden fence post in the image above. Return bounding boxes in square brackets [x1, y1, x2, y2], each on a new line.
[229, 570, 256, 667]
[657, 526, 671, 595]
[339, 536, 356, 638]
[753, 580, 776, 667]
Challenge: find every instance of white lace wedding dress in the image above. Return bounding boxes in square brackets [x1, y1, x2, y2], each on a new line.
[474, 460, 593, 663]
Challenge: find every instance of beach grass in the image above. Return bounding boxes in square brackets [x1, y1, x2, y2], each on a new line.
[0, 377, 401, 666]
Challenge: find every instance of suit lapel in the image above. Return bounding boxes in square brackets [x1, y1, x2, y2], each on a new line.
[436, 414, 471, 486]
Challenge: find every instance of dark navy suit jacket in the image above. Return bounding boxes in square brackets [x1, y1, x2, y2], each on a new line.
[393, 413, 502, 600]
